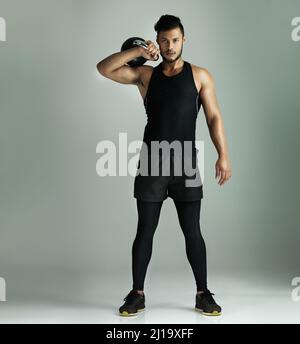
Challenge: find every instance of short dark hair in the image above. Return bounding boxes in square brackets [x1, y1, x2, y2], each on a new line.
[154, 15, 184, 37]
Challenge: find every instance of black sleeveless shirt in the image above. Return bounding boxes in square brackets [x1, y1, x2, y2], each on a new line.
[142, 60, 201, 158]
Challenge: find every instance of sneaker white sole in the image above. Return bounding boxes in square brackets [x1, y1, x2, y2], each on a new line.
[119, 307, 145, 316]
[195, 306, 221, 316]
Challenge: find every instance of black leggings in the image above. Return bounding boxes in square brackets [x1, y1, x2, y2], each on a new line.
[131, 199, 207, 292]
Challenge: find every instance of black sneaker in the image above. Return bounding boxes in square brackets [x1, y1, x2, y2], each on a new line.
[195, 289, 222, 316]
[119, 289, 145, 316]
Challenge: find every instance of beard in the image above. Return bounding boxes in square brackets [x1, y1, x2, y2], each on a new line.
[161, 44, 183, 64]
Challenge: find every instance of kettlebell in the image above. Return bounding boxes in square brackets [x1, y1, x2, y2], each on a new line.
[120, 37, 149, 67]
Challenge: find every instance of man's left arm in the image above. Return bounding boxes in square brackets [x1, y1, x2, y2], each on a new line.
[198, 68, 232, 186]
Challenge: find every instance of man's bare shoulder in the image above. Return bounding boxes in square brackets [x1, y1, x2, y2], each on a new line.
[137, 64, 154, 75]
[190, 64, 214, 88]
[139, 64, 154, 70]
[137, 64, 154, 86]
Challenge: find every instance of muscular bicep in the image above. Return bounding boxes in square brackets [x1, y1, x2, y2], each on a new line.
[98, 65, 142, 85]
[199, 69, 222, 124]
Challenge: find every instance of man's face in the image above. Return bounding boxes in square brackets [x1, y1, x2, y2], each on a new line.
[156, 28, 186, 63]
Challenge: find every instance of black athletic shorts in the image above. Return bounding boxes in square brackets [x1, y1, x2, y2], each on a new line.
[134, 153, 203, 202]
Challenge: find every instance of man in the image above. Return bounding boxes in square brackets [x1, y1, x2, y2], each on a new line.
[96, 14, 232, 316]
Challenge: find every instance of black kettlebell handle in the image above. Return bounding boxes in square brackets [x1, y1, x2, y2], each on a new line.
[132, 39, 148, 49]
[132, 39, 159, 61]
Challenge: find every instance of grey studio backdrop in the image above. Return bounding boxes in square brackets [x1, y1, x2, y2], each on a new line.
[0, 0, 299, 319]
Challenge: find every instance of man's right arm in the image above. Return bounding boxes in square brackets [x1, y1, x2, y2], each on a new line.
[96, 47, 144, 85]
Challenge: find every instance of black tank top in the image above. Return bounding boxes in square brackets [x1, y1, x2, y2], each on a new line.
[142, 60, 201, 158]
